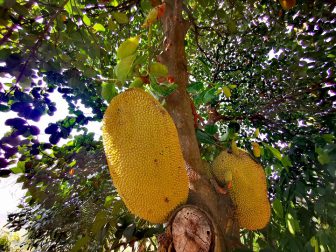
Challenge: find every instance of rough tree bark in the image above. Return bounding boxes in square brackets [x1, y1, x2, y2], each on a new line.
[157, 1, 242, 251]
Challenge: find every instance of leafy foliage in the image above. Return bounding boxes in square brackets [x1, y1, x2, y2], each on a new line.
[0, 0, 335, 251]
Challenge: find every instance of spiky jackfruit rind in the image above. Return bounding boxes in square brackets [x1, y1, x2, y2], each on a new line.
[102, 88, 189, 223]
[212, 149, 270, 230]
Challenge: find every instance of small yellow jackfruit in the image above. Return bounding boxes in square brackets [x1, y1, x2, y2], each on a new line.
[252, 142, 261, 158]
[102, 88, 189, 223]
[212, 149, 270, 230]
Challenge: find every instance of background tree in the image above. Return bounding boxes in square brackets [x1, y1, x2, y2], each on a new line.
[0, 0, 335, 251]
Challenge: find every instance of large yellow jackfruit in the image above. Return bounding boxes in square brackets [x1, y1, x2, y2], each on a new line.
[102, 88, 189, 223]
[212, 149, 270, 230]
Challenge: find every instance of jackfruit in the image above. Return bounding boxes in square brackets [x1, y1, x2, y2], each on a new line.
[212, 149, 270, 230]
[102, 88, 189, 223]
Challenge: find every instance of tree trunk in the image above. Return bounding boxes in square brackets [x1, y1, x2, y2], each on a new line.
[158, 1, 242, 251]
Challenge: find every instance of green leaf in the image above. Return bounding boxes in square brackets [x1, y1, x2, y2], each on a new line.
[273, 199, 284, 218]
[196, 129, 217, 144]
[205, 124, 218, 135]
[115, 54, 136, 83]
[101, 82, 117, 102]
[82, 15, 91, 26]
[104, 195, 114, 208]
[68, 160, 76, 167]
[108, 19, 118, 31]
[281, 155, 292, 168]
[0, 104, 10, 112]
[322, 134, 335, 143]
[112, 12, 129, 24]
[264, 144, 282, 160]
[116, 36, 140, 59]
[11, 161, 25, 174]
[129, 77, 144, 88]
[111, 200, 124, 217]
[64, 0, 82, 15]
[187, 82, 203, 93]
[203, 87, 217, 104]
[316, 147, 331, 165]
[286, 213, 299, 235]
[149, 62, 169, 77]
[71, 236, 89, 252]
[91, 210, 107, 234]
[150, 81, 178, 97]
[93, 23, 105, 32]
[64, 1, 73, 14]
[222, 86, 231, 98]
[310, 236, 319, 252]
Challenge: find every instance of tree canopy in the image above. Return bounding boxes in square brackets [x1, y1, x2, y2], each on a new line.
[0, 0, 335, 251]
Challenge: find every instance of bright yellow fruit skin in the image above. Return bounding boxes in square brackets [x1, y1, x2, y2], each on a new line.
[102, 88, 189, 223]
[212, 149, 270, 230]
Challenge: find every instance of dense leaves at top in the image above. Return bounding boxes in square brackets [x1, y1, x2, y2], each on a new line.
[0, 0, 335, 251]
